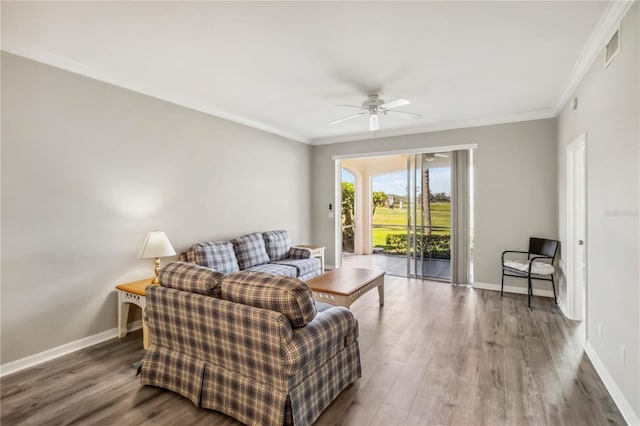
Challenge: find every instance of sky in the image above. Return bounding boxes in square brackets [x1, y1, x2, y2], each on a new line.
[342, 168, 451, 195]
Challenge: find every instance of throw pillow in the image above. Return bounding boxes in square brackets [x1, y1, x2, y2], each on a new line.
[262, 230, 291, 261]
[186, 241, 240, 274]
[232, 233, 270, 270]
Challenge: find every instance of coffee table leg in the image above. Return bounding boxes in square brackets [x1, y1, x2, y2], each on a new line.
[377, 281, 384, 306]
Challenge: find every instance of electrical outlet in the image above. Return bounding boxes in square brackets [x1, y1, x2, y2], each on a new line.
[597, 322, 603, 338]
[620, 346, 626, 366]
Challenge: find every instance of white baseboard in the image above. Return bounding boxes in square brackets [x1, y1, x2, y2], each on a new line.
[585, 341, 640, 426]
[472, 282, 555, 298]
[324, 264, 336, 270]
[0, 320, 143, 378]
[558, 299, 569, 317]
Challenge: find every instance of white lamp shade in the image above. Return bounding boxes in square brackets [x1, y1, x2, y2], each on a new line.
[138, 231, 176, 259]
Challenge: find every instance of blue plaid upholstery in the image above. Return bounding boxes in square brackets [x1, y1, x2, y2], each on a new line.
[245, 263, 297, 277]
[299, 269, 321, 282]
[221, 272, 317, 328]
[186, 241, 239, 273]
[232, 232, 270, 270]
[159, 261, 224, 297]
[274, 258, 321, 278]
[262, 230, 292, 261]
[141, 267, 361, 426]
[288, 247, 312, 259]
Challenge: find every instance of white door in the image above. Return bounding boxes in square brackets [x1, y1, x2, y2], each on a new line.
[567, 134, 586, 321]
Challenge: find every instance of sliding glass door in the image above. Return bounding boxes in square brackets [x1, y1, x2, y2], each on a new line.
[406, 153, 452, 281]
[339, 150, 468, 283]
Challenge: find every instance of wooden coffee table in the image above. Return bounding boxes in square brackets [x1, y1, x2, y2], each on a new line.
[307, 267, 385, 308]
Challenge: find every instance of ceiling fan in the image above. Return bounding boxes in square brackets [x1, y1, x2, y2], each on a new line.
[424, 152, 449, 162]
[329, 94, 422, 131]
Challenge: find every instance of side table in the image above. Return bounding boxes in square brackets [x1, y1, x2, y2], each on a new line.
[295, 245, 326, 272]
[115, 278, 156, 349]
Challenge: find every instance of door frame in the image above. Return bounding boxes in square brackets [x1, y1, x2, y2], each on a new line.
[566, 133, 587, 321]
[333, 143, 477, 273]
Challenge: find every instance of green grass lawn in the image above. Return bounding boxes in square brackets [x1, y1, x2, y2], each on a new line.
[371, 202, 451, 247]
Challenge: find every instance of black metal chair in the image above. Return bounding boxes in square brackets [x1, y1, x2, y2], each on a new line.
[501, 238, 559, 307]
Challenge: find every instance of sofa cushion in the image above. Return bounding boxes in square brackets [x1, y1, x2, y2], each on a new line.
[158, 261, 225, 296]
[186, 241, 240, 274]
[273, 258, 321, 277]
[221, 272, 317, 328]
[245, 263, 297, 278]
[232, 233, 270, 270]
[288, 247, 312, 259]
[262, 230, 291, 262]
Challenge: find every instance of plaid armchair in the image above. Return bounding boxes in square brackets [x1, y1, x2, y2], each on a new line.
[141, 262, 361, 426]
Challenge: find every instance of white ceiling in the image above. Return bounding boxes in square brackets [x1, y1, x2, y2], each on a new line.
[1, 1, 615, 145]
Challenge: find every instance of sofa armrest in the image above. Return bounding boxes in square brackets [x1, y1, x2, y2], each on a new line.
[282, 307, 358, 376]
[288, 247, 312, 259]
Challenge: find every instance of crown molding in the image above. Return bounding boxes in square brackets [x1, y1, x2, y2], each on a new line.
[553, 0, 635, 114]
[1, 48, 311, 144]
[310, 109, 556, 145]
[4, 0, 632, 147]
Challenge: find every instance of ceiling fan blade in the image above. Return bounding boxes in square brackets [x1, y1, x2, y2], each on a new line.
[329, 113, 365, 125]
[385, 110, 422, 120]
[336, 104, 363, 109]
[434, 153, 449, 158]
[380, 98, 410, 109]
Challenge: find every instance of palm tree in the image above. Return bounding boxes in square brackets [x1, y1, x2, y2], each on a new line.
[422, 168, 431, 236]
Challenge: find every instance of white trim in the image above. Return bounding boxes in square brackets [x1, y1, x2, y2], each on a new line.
[332, 143, 478, 161]
[566, 133, 587, 321]
[557, 259, 570, 316]
[315, 110, 554, 145]
[554, 1, 634, 113]
[585, 341, 640, 426]
[2, 48, 310, 144]
[0, 320, 142, 378]
[603, 27, 621, 69]
[324, 264, 336, 270]
[334, 160, 343, 269]
[4, 0, 632, 147]
[472, 282, 555, 298]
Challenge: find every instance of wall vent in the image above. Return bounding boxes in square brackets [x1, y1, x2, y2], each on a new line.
[604, 29, 620, 68]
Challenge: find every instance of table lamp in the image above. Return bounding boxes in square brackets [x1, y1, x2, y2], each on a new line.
[138, 230, 176, 283]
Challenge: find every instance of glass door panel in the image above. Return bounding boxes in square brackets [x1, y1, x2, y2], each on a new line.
[406, 153, 452, 281]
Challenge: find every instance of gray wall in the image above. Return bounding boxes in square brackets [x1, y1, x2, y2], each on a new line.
[311, 118, 558, 286]
[557, 3, 639, 417]
[1, 53, 312, 364]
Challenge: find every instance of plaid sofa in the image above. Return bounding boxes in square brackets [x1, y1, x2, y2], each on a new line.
[141, 262, 361, 426]
[183, 230, 321, 281]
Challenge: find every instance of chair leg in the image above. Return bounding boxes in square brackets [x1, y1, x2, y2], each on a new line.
[501, 271, 504, 297]
[551, 276, 557, 304]
[528, 277, 532, 307]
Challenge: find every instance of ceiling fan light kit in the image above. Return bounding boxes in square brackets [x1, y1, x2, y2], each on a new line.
[329, 94, 422, 132]
[369, 113, 379, 131]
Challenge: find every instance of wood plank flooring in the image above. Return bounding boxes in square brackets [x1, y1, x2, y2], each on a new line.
[1, 276, 626, 425]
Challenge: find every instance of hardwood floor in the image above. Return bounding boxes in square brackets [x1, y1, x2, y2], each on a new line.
[1, 277, 625, 425]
